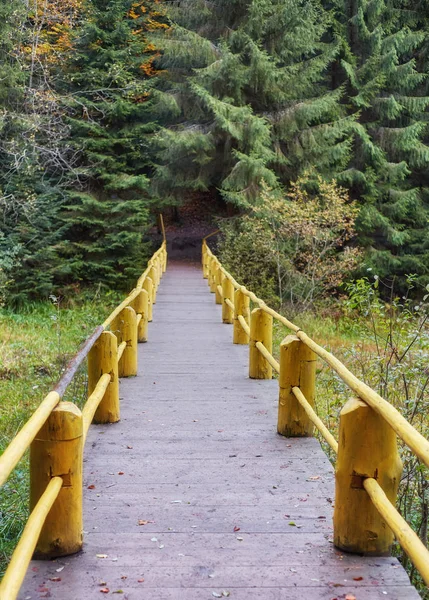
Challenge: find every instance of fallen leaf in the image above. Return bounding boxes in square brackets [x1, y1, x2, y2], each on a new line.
[126, 446, 133, 449]
[49, 577, 61, 582]
[88, 485, 96, 490]
[308, 476, 321, 481]
[233, 526, 240, 532]
[138, 520, 153, 526]
[345, 595, 356, 600]
[121, 576, 127, 580]
[96, 554, 108, 559]
[112, 591, 123, 594]
[353, 577, 363, 581]
[288, 521, 296, 526]
[100, 588, 109, 594]
[118, 471, 124, 475]
[138, 578, 145, 583]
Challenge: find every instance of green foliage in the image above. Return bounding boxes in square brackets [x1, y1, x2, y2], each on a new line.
[218, 175, 361, 307]
[152, 0, 351, 207]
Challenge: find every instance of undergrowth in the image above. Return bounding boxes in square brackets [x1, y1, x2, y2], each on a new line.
[0, 288, 122, 576]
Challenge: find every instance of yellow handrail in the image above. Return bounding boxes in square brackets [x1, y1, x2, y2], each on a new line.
[0, 233, 168, 600]
[0, 477, 63, 599]
[0, 392, 60, 487]
[82, 373, 112, 443]
[363, 478, 429, 587]
[205, 245, 429, 468]
[204, 241, 429, 587]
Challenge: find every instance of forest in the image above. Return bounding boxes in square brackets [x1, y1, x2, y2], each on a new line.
[1, 0, 429, 596]
[1, 0, 429, 306]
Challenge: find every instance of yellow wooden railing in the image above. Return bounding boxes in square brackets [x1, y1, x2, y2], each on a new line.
[202, 237, 429, 587]
[0, 224, 167, 600]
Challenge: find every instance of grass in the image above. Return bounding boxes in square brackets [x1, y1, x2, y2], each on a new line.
[0, 289, 122, 576]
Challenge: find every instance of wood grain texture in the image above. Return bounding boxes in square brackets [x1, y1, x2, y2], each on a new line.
[19, 262, 420, 600]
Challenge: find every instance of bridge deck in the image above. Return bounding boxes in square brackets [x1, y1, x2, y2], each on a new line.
[21, 262, 419, 599]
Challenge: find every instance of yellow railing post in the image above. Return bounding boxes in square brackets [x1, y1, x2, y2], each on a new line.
[333, 397, 402, 555]
[132, 289, 149, 343]
[202, 242, 209, 279]
[215, 267, 223, 305]
[222, 276, 234, 323]
[88, 331, 120, 423]
[113, 306, 138, 377]
[149, 263, 158, 303]
[209, 258, 217, 293]
[277, 335, 317, 436]
[143, 276, 154, 322]
[249, 308, 273, 379]
[233, 288, 250, 344]
[30, 402, 83, 557]
[162, 246, 167, 273]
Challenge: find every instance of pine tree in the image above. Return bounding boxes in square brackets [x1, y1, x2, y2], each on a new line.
[152, 0, 351, 208]
[331, 0, 429, 286]
[57, 0, 169, 289]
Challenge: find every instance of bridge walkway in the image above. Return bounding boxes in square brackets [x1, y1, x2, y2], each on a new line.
[20, 262, 419, 599]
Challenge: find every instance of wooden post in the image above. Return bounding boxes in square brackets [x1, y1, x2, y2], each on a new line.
[209, 259, 217, 293]
[162, 247, 167, 273]
[277, 335, 317, 436]
[143, 276, 153, 322]
[30, 402, 83, 558]
[149, 264, 158, 303]
[202, 243, 209, 279]
[222, 276, 234, 324]
[156, 256, 162, 286]
[249, 308, 273, 379]
[132, 289, 149, 342]
[88, 331, 120, 423]
[333, 397, 403, 555]
[112, 306, 138, 377]
[215, 268, 223, 305]
[233, 288, 250, 344]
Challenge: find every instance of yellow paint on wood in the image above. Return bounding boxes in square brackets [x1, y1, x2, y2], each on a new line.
[222, 277, 234, 324]
[333, 397, 402, 555]
[215, 268, 223, 305]
[0, 476, 63, 600]
[30, 402, 83, 558]
[112, 307, 138, 377]
[233, 289, 250, 345]
[87, 331, 120, 424]
[277, 335, 317, 437]
[148, 264, 158, 304]
[363, 478, 429, 586]
[249, 308, 273, 379]
[0, 391, 60, 487]
[143, 276, 154, 322]
[132, 289, 149, 342]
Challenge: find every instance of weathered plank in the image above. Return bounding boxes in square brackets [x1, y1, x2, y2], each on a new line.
[19, 262, 420, 599]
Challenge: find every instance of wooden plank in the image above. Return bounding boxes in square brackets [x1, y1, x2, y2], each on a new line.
[19, 263, 420, 599]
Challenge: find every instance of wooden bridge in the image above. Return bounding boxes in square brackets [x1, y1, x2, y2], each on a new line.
[0, 235, 428, 599]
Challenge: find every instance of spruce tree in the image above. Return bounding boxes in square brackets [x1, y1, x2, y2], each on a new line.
[152, 0, 351, 208]
[331, 0, 429, 286]
[57, 0, 168, 289]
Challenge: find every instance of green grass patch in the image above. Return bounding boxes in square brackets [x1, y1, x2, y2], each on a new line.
[0, 289, 122, 575]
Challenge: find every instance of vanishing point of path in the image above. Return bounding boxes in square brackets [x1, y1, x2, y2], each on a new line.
[21, 262, 420, 599]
